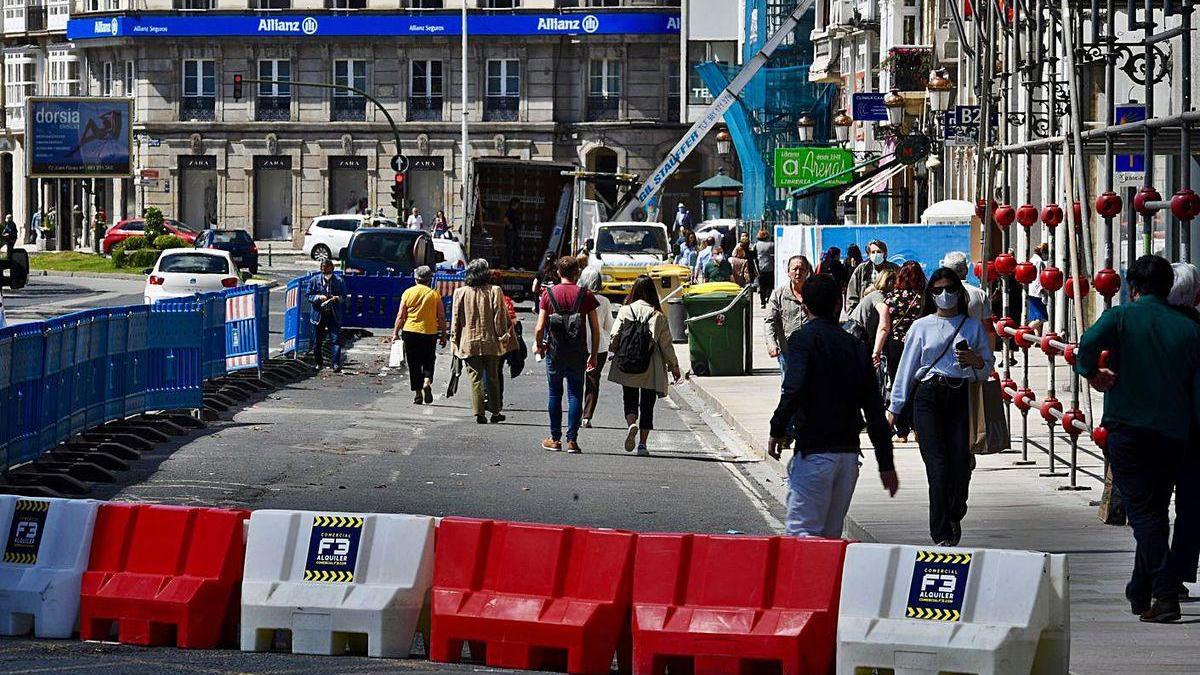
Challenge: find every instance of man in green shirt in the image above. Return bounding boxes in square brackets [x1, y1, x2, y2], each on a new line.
[1076, 254, 1200, 623]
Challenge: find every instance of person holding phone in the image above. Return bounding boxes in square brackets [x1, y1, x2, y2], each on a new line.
[886, 267, 993, 546]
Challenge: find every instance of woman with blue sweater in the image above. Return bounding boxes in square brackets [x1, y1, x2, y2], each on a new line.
[886, 267, 994, 546]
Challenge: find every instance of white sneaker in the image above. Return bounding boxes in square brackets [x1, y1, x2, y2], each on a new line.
[624, 423, 639, 452]
[636, 444, 650, 457]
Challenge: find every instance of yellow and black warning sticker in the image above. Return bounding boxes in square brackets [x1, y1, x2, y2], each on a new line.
[906, 550, 972, 622]
[303, 515, 364, 583]
[4, 500, 50, 565]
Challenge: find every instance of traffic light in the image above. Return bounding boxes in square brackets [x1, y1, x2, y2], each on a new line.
[233, 74, 243, 102]
[391, 172, 406, 212]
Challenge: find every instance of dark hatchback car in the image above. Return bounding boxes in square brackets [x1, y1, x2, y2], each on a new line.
[194, 229, 259, 274]
[342, 228, 438, 276]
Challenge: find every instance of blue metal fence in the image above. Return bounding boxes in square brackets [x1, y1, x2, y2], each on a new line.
[280, 271, 465, 355]
[0, 284, 274, 474]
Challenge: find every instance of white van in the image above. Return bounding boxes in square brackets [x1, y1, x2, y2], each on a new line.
[302, 214, 397, 261]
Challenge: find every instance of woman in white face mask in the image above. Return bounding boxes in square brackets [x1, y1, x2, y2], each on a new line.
[884, 267, 994, 546]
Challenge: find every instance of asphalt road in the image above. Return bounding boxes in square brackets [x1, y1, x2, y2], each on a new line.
[0, 299, 787, 673]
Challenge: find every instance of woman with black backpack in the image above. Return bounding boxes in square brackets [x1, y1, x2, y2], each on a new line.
[608, 276, 681, 456]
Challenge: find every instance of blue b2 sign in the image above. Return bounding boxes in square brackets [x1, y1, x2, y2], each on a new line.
[27, 97, 133, 178]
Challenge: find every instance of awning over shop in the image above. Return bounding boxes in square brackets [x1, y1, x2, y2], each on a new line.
[839, 161, 906, 203]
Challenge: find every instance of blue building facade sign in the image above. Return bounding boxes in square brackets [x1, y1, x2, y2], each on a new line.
[852, 93, 888, 122]
[68, 12, 681, 40]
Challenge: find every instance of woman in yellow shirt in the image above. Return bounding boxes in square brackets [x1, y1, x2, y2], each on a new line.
[391, 265, 447, 404]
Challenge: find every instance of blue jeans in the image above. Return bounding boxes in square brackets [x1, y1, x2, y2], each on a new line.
[546, 356, 585, 442]
[786, 452, 860, 538]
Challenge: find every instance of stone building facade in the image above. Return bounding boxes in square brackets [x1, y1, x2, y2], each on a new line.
[56, 2, 724, 245]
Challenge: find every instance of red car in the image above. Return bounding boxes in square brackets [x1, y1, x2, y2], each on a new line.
[102, 218, 199, 254]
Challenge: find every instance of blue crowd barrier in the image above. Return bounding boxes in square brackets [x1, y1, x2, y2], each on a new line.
[223, 286, 264, 372]
[0, 283, 274, 474]
[280, 271, 466, 356]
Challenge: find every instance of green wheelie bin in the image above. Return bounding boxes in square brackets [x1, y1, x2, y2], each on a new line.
[682, 282, 751, 376]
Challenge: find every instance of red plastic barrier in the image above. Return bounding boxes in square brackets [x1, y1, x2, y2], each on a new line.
[430, 517, 635, 674]
[79, 503, 249, 648]
[632, 533, 848, 675]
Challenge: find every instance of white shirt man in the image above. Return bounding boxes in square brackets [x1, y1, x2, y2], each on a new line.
[406, 208, 424, 230]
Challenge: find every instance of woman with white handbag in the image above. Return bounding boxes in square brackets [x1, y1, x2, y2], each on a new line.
[390, 265, 447, 405]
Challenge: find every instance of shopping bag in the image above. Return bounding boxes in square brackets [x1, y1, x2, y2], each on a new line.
[970, 378, 1011, 454]
[388, 340, 405, 369]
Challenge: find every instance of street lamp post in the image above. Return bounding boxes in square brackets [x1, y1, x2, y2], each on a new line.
[716, 129, 732, 158]
[883, 89, 905, 127]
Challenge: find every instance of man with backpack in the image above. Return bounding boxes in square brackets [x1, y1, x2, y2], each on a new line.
[534, 256, 600, 453]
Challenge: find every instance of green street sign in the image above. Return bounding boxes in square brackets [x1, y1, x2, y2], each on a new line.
[773, 147, 855, 189]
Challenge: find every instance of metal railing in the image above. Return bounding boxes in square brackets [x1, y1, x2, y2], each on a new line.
[585, 95, 621, 122]
[408, 96, 443, 122]
[255, 96, 291, 122]
[180, 97, 216, 122]
[484, 96, 519, 122]
[332, 96, 366, 122]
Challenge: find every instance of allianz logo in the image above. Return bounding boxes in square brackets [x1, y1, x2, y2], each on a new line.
[258, 16, 319, 35]
[92, 18, 118, 35]
[537, 14, 599, 34]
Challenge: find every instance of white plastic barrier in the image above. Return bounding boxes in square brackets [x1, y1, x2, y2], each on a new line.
[0, 496, 100, 638]
[837, 543, 1069, 675]
[241, 509, 435, 658]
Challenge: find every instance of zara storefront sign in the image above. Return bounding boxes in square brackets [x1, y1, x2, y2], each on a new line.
[773, 147, 854, 189]
[68, 12, 680, 39]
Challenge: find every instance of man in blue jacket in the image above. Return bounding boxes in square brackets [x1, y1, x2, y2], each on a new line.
[769, 273, 899, 538]
[308, 259, 346, 371]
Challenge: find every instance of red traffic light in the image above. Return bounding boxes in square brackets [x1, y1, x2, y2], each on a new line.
[232, 74, 243, 101]
[394, 173, 406, 185]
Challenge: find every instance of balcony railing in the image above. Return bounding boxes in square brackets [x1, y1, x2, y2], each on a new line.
[332, 95, 366, 121]
[408, 96, 443, 121]
[256, 96, 291, 122]
[585, 95, 620, 122]
[180, 96, 215, 121]
[886, 46, 934, 92]
[484, 96, 518, 122]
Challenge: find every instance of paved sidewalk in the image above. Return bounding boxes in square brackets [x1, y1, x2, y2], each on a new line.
[673, 302, 1200, 675]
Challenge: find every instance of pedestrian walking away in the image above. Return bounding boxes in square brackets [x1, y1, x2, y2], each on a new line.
[886, 267, 993, 548]
[534, 255, 600, 453]
[729, 242, 756, 287]
[754, 226, 775, 308]
[871, 261, 928, 441]
[1076, 255, 1200, 623]
[391, 265, 446, 405]
[693, 235, 715, 283]
[308, 260, 346, 372]
[844, 268, 895, 344]
[768, 274, 899, 538]
[1168, 261, 1200, 594]
[847, 239, 900, 313]
[451, 259, 514, 424]
[765, 254, 812, 375]
[578, 267, 613, 429]
[608, 275, 681, 456]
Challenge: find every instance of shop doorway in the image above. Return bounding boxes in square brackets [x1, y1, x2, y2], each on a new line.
[328, 156, 367, 216]
[253, 156, 293, 240]
[585, 147, 620, 212]
[405, 156, 445, 224]
[179, 155, 218, 229]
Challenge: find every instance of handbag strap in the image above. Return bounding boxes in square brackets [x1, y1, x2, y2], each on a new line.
[916, 315, 968, 382]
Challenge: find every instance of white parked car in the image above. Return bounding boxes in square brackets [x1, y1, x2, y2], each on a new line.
[302, 214, 397, 262]
[432, 237, 466, 272]
[143, 248, 241, 304]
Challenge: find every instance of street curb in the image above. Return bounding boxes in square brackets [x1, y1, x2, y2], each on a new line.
[670, 376, 882, 545]
[32, 269, 281, 291]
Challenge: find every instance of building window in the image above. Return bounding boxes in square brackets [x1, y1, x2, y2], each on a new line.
[84, 0, 120, 10]
[480, 0, 519, 8]
[902, 16, 917, 45]
[484, 58, 519, 121]
[5, 53, 37, 123]
[181, 58, 216, 121]
[26, 0, 45, 31]
[407, 0, 443, 7]
[257, 59, 291, 122]
[409, 59, 443, 122]
[101, 61, 114, 98]
[687, 41, 737, 105]
[5, 0, 25, 29]
[253, 0, 289, 8]
[332, 59, 367, 121]
[174, 0, 214, 8]
[586, 58, 621, 121]
[326, 0, 364, 8]
[47, 50, 80, 97]
[124, 61, 135, 96]
[558, 0, 619, 7]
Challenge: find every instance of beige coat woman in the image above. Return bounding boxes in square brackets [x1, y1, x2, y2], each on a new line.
[451, 284, 513, 358]
[607, 299, 680, 396]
